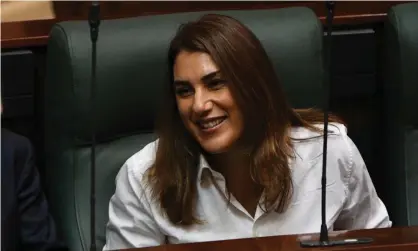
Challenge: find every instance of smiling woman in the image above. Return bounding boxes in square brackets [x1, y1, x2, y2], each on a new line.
[103, 14, 391, 250]
[173, 51, 244, 155]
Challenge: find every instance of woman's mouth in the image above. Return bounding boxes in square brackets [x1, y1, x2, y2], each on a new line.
[197, 116, 227, 131]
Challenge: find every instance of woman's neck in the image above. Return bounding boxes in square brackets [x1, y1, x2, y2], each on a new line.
[205, 149, 251, 178]
[205, 150, 263, 217]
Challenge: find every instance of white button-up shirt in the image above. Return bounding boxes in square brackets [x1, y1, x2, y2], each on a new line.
[103, 123, 391, 250]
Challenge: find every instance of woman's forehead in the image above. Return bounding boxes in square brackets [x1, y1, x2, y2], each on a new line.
[173, 51, 220, 81]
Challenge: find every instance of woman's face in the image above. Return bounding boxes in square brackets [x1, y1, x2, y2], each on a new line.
[173, 51, 244, 154]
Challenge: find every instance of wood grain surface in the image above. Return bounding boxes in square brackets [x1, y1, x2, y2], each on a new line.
[115, 226, 418, 251]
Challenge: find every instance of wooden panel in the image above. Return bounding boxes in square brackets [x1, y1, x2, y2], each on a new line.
[1, 1, 412, 49]
[114, 226, 418, 251]
[1, 0, 55, 22]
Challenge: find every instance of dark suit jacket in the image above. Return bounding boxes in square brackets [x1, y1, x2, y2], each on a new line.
[1, 128, 65, 251]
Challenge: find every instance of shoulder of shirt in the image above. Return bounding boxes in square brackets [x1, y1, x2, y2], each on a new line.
[290, 122, 347, 140]
[122, 139, 159, 182]
[290, 122, 355, 164]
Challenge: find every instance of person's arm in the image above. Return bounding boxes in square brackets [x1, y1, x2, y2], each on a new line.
[334, 136, 392, 230]
[15, 136, 64, 251]
[103, 162, 165, 250]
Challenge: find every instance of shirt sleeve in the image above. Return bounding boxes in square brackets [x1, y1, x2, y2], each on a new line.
[103, 161, 165, 250]
[334, 136, 392, 230]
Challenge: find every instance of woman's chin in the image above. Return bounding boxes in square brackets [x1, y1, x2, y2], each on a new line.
[198, 137, 238, 154]
[199, 140, 232, 154]
[193, 127, 242, 155]
[201, 145, 230, 154]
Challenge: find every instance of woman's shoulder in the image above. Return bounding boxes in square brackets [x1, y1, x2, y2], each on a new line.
[291, 122, 347, 140]
[120, 139, 159, 181]
[290, 123, 358, 165]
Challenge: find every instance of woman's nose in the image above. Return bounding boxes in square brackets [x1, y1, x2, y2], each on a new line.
[192, 90, 213, 114]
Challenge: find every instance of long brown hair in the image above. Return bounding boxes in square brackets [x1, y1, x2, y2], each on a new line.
[146, 14, 342, 225]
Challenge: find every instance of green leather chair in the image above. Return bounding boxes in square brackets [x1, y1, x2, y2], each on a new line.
[382, 2, 418, 226]
[43, 7, 325, 251]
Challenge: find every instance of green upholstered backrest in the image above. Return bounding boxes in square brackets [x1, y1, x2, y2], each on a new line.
[382, 2, 418, 227]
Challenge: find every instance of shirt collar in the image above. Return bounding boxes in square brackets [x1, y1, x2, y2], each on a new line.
[197, 154, 213, 183]
[196, 150, 297, 182]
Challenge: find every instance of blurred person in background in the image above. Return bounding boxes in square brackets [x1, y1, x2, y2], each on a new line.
[1, 100, 66, 251]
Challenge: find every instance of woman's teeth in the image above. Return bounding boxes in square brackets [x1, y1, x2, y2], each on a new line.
[199, 118, 225, 129]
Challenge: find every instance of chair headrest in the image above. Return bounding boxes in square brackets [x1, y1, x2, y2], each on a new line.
[384, 3, 418, 125]
[45, 7, 324, 144]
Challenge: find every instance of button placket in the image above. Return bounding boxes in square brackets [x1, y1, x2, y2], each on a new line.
[252, 221, 262, 237]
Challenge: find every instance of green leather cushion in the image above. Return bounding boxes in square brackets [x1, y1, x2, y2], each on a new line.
[382, 2, 418, 227]
[384, 2, 418, 125]
[404, 129, 418, 225]
[45, 7, 324, 145]
[44, 7, 325, 251]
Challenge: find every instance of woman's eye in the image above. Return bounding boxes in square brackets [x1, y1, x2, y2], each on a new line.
[207, 79, 226, 90]
[175, 86, 193, 97]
